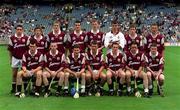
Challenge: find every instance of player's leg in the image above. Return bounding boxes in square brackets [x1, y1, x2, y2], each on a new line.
[42, 71, 51, 97]
[117, 69, 126, 96]
[106, 70, 114, 96]
[85, 71, 92, 96]
[138, 71, 149, 97]
[154, 72, 165, 96]
[11, 57, 21, 93]
[125, 70, 132, 95]
[15, 70, 24, 96]
[64, 72, 70, 95]
[34, 70, 42, 96]
[99, 72, 106, 96]
[147, 71, 153, 95]
[56, 71, 65, 96]
[80, 72, 86, 94]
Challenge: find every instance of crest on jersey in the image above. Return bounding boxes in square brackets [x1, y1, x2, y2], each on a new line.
[72, 37, 75, 40]
[128, 41, 131, 44]
[22, 39, 25, 42]
[109, 58, 112, 62]
[57, 57, 60, 60]
[90, 36, 93, 39]
[128, 57, 132, 60]
[81, 36, 84, 40]
[137, 56, 140, 60]
[157, 39, 160, 42]
[51, 37, 54, 41]
[156, 58, 159, 62]
[13, 39, 17, 43]
[35, 57, 38, 60]
[41, 42, 44, 45]
[96, 57, 100, 61]
[98, 35, 101, 39]
[71, 61, 74, 64]
[149, 59, 152, 62]
[118, 58, 121, 62]
[28, 57, 31, 61]
[148, 39, 152, 42]
[136, 40, 139, 43]
[59, 37, 62, 40]
[49, 58, 52, 61]
[78, 60, 81, 64]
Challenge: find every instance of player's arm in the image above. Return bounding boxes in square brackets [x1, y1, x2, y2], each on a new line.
[104, 33, 111, 48]
[65, 68, 76, 76]
[98, 66, 104, 74]
[32, 54, 43, 73]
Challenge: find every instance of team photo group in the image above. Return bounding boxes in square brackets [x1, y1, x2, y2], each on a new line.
[8, 19, 165, 98]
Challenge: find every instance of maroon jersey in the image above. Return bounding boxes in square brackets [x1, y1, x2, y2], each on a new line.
[124, 34, 143, 52]
[85, 50, 104, 70]
[30, 35, 47, 54]
[22, 50, 43, 70]
[145, 52, 164, 71]
[105, 50, 124, 71]
[67, 31, 87, 53]
[86, 30, 104, 49]
[66, 53, 85, 72]
[144, 33, 164, 54]
[8, 34, 29, 59]
[124, 51, 144, 70]
[44, 50, 65, 71]
[47, 31, 67, 53]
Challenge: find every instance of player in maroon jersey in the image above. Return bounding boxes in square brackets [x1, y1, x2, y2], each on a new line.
[124, 24, 143, 52]
[8, 25, 29, 93]
[47, 21, 68, 54]
[144, 23, 165, 56]
[67, 20, 88, 53]
[43, 42, 66, 97]
[85, 41, 106, 96]
[145, 43, 165, 97]
[105, 42, 126, 96]
[124, 42, 149, 97]
[64, 44, 86, 95]
[30, 27, 48, 54]
[15, 39, 43, 97]
[86, 19, 104, 51]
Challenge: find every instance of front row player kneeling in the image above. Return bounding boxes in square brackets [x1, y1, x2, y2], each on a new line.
[64, 44, 86, 96]
[105, 42, 126, 96]
[43, 43, 66, 97]
[145, 43, 165, 97]
[85, 41, 106, 96]
[15, 39, 43, 97]
[124, 42, 150, 98]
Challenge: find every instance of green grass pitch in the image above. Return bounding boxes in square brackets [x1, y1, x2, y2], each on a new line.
[0, 46, 180, 110]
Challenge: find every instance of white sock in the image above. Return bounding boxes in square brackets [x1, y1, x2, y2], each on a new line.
[127, 87, 131, 92]
[144, 88, 149, 93]
[149, 85, 153, 89]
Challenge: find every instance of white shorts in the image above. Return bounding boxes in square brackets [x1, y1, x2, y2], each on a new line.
[11, 56, 22, 68]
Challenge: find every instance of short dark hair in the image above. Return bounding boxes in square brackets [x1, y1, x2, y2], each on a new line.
[129, 24, 136, 29]
[112, 41, 119, 47]
[150, 42, 157, 48]
[111, 20, 119, 25]
[29, 39, 37, 46]
[151, 23, 158, 27]
[34, 26, 42, 31]
[75, 20, 81, 24]
[130, 41, 138, 47]
[91, 19, 100, 24]
[91, 40, 98, 45]
[73, 44, 80, 49]
[15, 25, 23, 29]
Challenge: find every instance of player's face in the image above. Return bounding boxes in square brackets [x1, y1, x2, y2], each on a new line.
[92, 21, 99, 30]
[50, 43, 57, 51]
[150, 47, 157, 55]
[29, 44, 37, 53]
[112, 44, 119, 52]
[73, 48, 80, 56]
[112, 24, 119, 32]
[129, 27, 136, 35]
[91, 44, 98, 51]
[74, 23, 81, 31]
[34, 29, 42, 36]
[16, 27, 23, 36]
[151, 25, 158, 34]
[130, 44, 138, 54]
[53, 23, 60, 31]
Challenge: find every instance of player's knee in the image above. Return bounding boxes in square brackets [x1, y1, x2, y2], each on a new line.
[147, 72, 152, 78]
[65, 72, 69, 78]
[125, 71, 131, 78]
[86, 73, 91, 80]
[159, 74, 165, 81]
[101, 74, 106, 80]
[81, 73, 85, 78]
